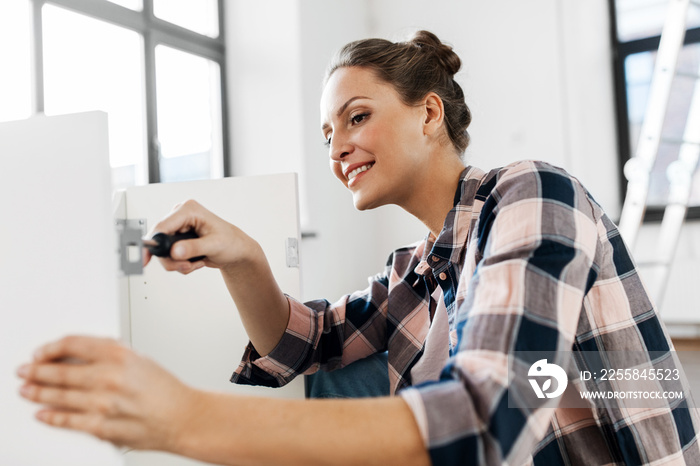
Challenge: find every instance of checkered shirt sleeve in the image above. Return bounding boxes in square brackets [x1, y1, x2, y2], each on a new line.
[230, 266, 394, 387]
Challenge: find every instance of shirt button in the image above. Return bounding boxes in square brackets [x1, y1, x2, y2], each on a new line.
[431, 256, 439, 262]
[439, 272, 447, 281]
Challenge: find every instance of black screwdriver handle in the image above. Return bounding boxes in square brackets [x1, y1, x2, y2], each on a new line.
[148, 230, 206, 262]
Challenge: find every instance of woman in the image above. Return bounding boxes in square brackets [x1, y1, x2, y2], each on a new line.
[17, 31, 698, 465]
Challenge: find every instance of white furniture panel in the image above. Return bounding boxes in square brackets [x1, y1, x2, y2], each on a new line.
[120, 174, 305, 466]
[0, 113, 123, 465]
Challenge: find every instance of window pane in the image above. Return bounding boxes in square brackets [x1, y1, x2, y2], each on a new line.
[42, 5, 147, 189]
[616, 0, 700, 42]
[624, 44, 700, 207]
[153, 0, 218, 38]
[0, 0, 32, 123]
[105, 0, 142, 11]
[155, 45, 223, 183]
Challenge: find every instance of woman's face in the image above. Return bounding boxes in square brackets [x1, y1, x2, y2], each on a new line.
[320, 66, 429, 211]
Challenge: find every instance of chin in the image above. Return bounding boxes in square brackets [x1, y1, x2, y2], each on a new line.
[352, 192, 385, 211]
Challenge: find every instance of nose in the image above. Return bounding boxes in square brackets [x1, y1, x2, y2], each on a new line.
[329, 132, 353, 162]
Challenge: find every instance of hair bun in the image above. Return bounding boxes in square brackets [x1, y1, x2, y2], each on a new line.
[410, 30, 461, 76]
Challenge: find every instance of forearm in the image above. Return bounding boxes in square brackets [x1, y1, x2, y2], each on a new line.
[220, 240, 290, 356]
[176, 392, 430, 466]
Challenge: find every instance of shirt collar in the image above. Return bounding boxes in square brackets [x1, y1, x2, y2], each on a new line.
[416, 166, 486, 274]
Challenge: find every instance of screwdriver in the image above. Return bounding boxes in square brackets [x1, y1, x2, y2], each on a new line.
[142, 230, 206, 262]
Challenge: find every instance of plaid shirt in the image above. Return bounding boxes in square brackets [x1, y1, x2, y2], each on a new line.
[232, 161, 699, 465]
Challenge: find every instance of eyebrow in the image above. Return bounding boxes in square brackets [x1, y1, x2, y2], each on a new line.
[321, 96, 371, 132]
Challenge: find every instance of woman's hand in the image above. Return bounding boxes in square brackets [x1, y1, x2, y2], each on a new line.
[17, 336, 200, 451]
[144, 199, 259, 275]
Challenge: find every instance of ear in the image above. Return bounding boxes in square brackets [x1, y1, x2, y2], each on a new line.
[422, 92, 445, 137]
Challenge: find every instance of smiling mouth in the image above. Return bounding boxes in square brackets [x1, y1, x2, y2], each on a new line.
[347, 163, 374, 181]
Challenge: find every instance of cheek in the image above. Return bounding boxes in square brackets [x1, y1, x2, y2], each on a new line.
[357, 124, 382, 151]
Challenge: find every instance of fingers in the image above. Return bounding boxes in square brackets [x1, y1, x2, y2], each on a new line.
[156, 256, 206, 274]
[35, 409, 154, 449]
[18, 336, 191, 451]
[150, 199, 208, 238]
[18, 339, 135, 406]
[144, 199, 252, 272]
[171, 239, 197, 261]
[31, 335, 118, 363]
[20, 383, 92, 412]
[35, 409, 99, 435]
[33, 409, 126, 444]
[19, 368, 133, 440]
[145, 200, 216, 272]
[17, 360, 96, 389]
[21, 382, 135, 421]
[18, 341, 142, 438]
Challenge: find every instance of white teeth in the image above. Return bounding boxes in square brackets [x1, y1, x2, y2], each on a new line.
[347, 164, 373, 181]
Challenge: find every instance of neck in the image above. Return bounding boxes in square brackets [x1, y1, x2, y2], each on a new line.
[401, 151, 466, 238]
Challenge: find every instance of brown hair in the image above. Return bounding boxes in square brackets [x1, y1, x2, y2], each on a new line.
[326, 30, 472, 154]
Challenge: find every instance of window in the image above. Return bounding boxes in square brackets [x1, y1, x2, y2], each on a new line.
[105, 0, 141, 10]
[155, 45, 224, 182]
[42, 4, 147, 186]
[612, 0, 700, 219]
[153, 0, 219, 38]
[5, 0, 228, 189]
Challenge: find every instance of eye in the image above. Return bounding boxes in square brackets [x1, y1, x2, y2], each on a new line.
[324, 135, 332, 147]
[351, 113, 369, 125]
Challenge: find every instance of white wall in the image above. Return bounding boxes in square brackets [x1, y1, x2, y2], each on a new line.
[225, 0, 304, 179]
[225, 1, 700, 325]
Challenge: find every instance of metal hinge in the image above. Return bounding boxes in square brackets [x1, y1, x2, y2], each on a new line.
[115, 219, 147, 276]
[285, 237, 299, 267]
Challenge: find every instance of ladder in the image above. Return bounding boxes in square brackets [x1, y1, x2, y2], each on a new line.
[618, 0, 700, 306]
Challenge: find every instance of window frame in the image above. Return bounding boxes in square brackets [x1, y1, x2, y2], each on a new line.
[609, 0, 700, 221]
[29, 0, 230, 183]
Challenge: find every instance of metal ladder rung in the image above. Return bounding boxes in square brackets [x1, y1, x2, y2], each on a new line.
[661, 137, 700, 145]
[676, 71, 700, 80]
[637, 260, 672, 268]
